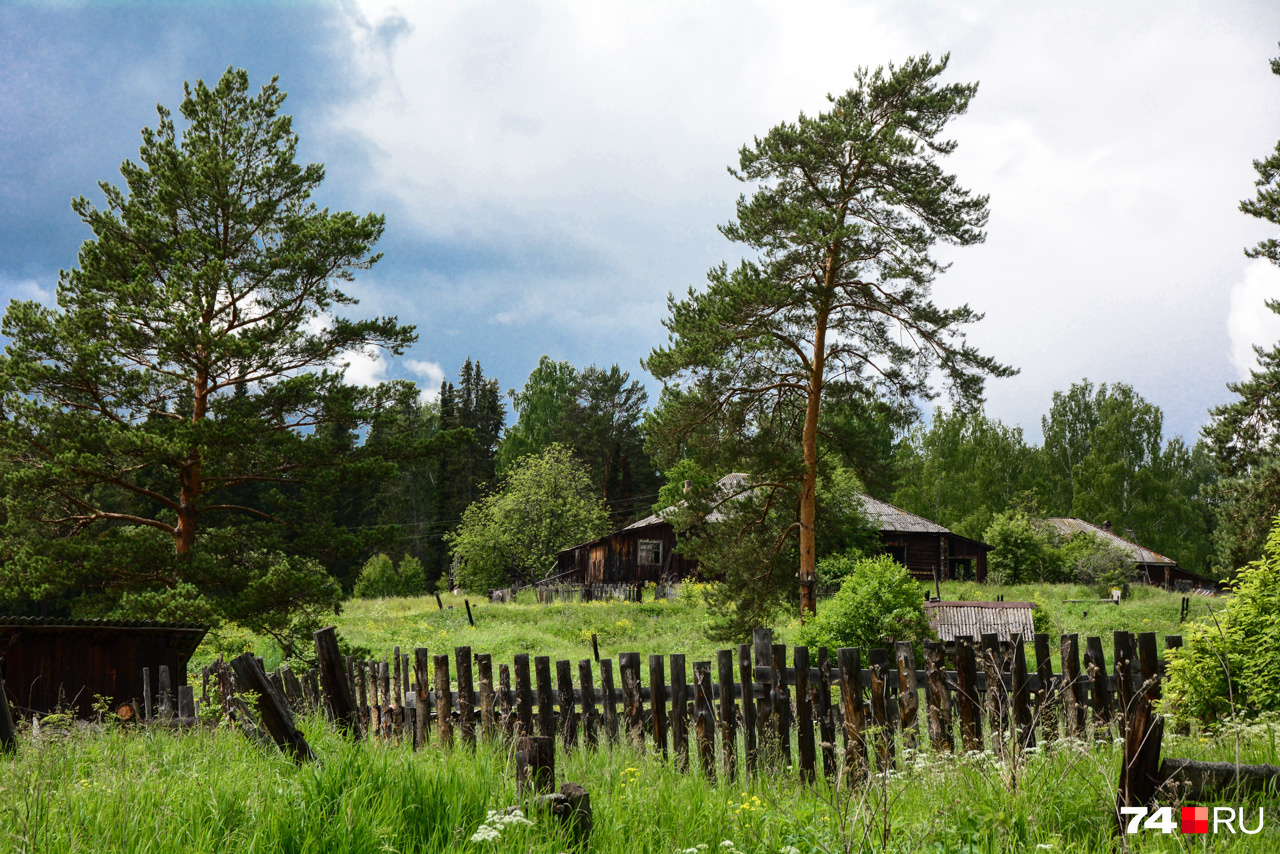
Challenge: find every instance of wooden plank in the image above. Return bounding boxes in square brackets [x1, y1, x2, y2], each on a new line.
[837, 647, 866, 782]
[557, 659, 578, 750]
[794, 645, 814, 782]
[535, 656, 555, 740]
[142, 666, 152, 722]
[694, 660, 716, 780]
[954, 636, 982, 752]
[738, 643, 757, 775]
[1164, 635, 1189, 735]
[0, 677, 18, 752]
[670, 654, 689, 771]
[517, 735, 555, 797]
[1033, 633, 1057, 742]
[600, 658, 618, 744]
[356, 659, 370, 735]
[434, 654, 454, 750]
[514, 655, 533, 738]
[1060, 633, 1084, 737]
[414, 649, 431, 750]
[753, 628, 774, 762]
[771, 644, 792, 765]
[456, 646, 475, 748]
[1010, 634, 1034, 749]
[477, 653, 496, 743]
[578, 659, 598, 749]
[499, 663, 515, 740]
[393, 646, 402, 736]
[717, 649, 738, 782]
[1114, 631, 1134, 738]
[620, 652, 645, 749]
[649, 654, 668, 759]
[1084, 635, 1112, 733]
[980, 633, 1003, 744]
[923, 640, 952, 753]
[158, 665, 173, 721]
[894, 641, 919, 753]
[379, 661, 391, 739]
[314, 626, 361, 739]
[816, 647, 837, 778]
[228, 653, 315, 762]
[1136, 632, 1161, 701]
[868, 647, 892, 770]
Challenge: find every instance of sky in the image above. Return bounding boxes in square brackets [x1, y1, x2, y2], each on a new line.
[3, 0, 1280, 444]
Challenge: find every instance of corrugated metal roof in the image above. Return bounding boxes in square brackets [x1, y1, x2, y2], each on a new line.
[925, 601, 1035, 643]
[1041, 518, 1176, 566]
[858, 494, 952, 534]
[0, 616, 210, 632]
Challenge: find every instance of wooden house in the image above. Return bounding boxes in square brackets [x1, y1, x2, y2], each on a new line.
[556, 474, 992, 585]
[1040, 518, 1220, 591]
[0, 617, 208, 719]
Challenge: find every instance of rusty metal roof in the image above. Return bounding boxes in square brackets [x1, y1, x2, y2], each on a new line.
[1041, 518, 1177, 566]
[925, 601, 1035, 643]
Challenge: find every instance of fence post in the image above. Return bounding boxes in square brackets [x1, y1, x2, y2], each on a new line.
[514, 654, 533, 738]
[1010, 635, 1034, 749]
[600, 658, 618, 744]
[794, 645, 814, 783]
[694, 660, 716, 780]
[456, 646, 475, 748]
[499, 663, 515, 740]
[557, 659, 578, 750]
[868, 647, 892, 771]
[142, 667, 153, 722]
[837, 647, 866, 782]
[517, 735, 556, 797]
[578, 659, 598, 749]
[1163, 635, 1189, 735]
[979, 633, 1004, 744]
[923, 640, 952, 753]
[738, 643, 758, 775]
[1032, 633, 1057, 741]
[228, 653, 315, 761]
[620, 652, 645, 750]
[477, 653, 496, 743]
[752, 629, 774, 763]
[414, 649, 431, 750]
[1060, 633, 1084, 737]
[535, 656, 555, 740]
[434, 654, 454, 750]
[816, 647, 837, 779]
[314, 626, 361, 739]
[894, 641, 919, 753]
[771, 644, 792, 766]
[717, 649, 738, 782]
[1113, 631, 1134, 739]
[158, 665, 173, 721]
[670, 654, 689, 770]
[954, 636, 982, 752]
[1084, 636, 1112, 735]
[0, 677, 17, 753]
[649, 655, 668, 759]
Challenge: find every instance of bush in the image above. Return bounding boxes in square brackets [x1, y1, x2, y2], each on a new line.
[798, 553, 933, 656]
[1056, 532, 1130, 593]
[984, 511, 1059, 583]
[352, 554, 427, 599]
[1165, 515, 1280, 723]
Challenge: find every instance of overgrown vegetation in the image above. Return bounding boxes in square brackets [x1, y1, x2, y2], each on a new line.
[352, 554, 427, 599]
[798, 554, 932, 658]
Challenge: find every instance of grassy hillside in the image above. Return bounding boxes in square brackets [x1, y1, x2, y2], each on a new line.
[194, 581, 1222, 671]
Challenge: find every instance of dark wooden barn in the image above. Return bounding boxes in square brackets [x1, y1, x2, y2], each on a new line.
[555, 516, 699, 585]
[857, 494, 992, 583]
[0, 618, 208, 719]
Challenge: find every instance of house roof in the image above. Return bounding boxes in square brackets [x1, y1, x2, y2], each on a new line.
[924, 601, 1035, 643]
[1041, 518, 1177, 567]
[622, 472, 752, 532]
[857, 494, 951, 534]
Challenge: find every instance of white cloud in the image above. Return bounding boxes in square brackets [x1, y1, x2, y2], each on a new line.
[1227, 258, 1280, 379]
[340, 345, 388, 387]
[405, 357, 445, 401]
[0, 276, 54, 305]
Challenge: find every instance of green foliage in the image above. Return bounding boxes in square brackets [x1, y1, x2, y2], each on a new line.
[1166, 515, 1280, 723]
[797, 553, 933, 656]
[1054, 531, 1131, 593]
[0, 67, 417, 654]
[352, 554, 427, 599]
[983, 511, 1057, 584]
[447, 444, 609, 591]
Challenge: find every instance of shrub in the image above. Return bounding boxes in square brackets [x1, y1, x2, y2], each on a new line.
[984, 511, 1059, 583]
[1165, 515, 1280, 723]
[798, 553, 933, 656]
[1056, 532, 1131, 593]
[352, 554, 427, 599]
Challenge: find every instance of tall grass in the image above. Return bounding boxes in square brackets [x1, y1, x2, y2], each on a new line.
[0, 713, 1275, 852]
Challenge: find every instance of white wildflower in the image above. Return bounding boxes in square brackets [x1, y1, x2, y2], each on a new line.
[780, 847, 801, 854]
[469, 825, 500, 843]
[720, 843, 735, 849]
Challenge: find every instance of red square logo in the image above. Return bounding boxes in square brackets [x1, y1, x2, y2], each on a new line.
[1182, 806, 1208, 834]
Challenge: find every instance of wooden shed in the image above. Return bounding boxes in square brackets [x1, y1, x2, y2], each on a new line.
[555, 517, 699, 585]
[0, 618, 208, 719]
[858, 495, 992, 583]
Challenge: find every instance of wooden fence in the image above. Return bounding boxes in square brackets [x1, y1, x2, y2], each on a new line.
[183, 626, 1185, 782]
[489, 583, 680, 604]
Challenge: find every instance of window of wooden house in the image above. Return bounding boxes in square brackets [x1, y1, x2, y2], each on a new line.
[638, 540, 663, 566]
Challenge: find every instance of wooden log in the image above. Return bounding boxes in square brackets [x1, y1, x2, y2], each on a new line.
[158, 665, 174, 721]
[514, 654, 534, 739]
[600, 658, 618, 744]
[435, 654, 454, 750]
[499, 663, 515, 740]
[620, 652, 645, 749]
[1113, 631, 1134, 738]
[753, 628, 774, 762]
[794, 645, 814, 782]
[516, 735, 556, 797]
[670, 654, 689, 770]
[557, 659, 578, 750]
[0, 677, 16, 753]
[535, 656, 555, 740]
[591, 633, 600, 662]
[894, 641, 919, 753]
[1009, 635, 1034, 749]
[414, 649, 431, 751]
[693, 660, 716, 780]
[923, 641, 952, 753]
[464, 598, 475, 626]
[393, 646, 402, 735]
[648, 654, 668, 758]
[1136, 632, 1161, 702]
[1117, 694, 1164, 822]
[816, 647, 836, 778]
[477, 653, 496, 743]
[314, 626, 361, 739]
[1084, 635, 1112, 734]
[717, 649, 738, 781]
[379, 661, 391, 739]
[1159, 758, 1280, 800]
[1032, 633, 1057, 742]
[738, 643, 758, 775]
[456, 646, 476, 748]
[868, 647, 892, 770]
[979, 633, 1004, 743]
[837, 647, 867, 782]
[142, 667, 153, 722]
[228, 653, 315, 761]
[578, 659, 598, 749]
[954, 637, 982, 752]
[771, 644, 792, 765]
[1060, 633, 1085, 737]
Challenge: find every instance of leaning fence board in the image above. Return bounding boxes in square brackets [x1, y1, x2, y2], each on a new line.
[414, 649, 431, 751]
[315, 627, 361, 739]
[816, 647, 837, 778]
[229, 653, 314, 762]
[693, 660, 716, 780]
[671, 654, 689, 771]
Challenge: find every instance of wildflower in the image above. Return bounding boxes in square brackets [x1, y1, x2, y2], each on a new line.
[781, 847, 801, 854]
[720, 843, 735, 849]
[1035, 845, 1054, 851]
